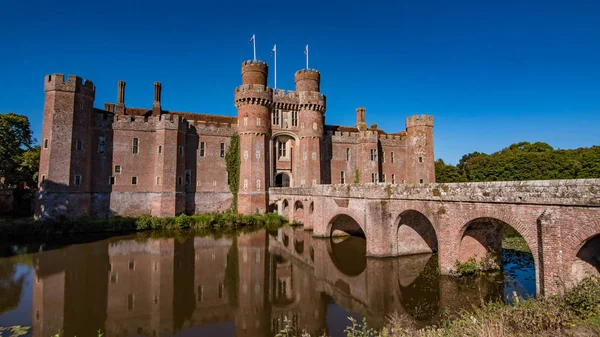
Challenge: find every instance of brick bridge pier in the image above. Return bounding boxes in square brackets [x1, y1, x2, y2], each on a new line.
[268, 179, 600, 296]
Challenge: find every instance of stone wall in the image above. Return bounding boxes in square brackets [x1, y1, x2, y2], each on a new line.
[270, 179, 600, 206]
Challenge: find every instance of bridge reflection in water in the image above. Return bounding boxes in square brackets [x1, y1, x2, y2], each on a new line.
[25, 227, 511, 337]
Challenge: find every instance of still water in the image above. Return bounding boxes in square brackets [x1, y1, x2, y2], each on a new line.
[0, 227, 535, 337]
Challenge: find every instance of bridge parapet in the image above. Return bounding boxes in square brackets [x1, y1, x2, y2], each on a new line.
[269, 179, 600, 206]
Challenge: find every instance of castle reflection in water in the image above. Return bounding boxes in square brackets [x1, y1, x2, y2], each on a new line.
[30, 227, 504, 337]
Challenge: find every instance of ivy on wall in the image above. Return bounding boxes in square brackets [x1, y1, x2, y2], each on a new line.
[225, 133, 241, 212]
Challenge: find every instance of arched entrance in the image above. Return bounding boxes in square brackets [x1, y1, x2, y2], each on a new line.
[395, 210, 438, 256]
[274, 172, 291, 187]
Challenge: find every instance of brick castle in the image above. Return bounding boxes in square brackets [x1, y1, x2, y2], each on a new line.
[35, 60, 434, 219]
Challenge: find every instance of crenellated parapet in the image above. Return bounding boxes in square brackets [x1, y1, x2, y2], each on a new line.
[379, 132, 407, 147]
[44, 74, 95, 99]
[112, 114, 186, 131]
[295, 69, 321, 92]
[298, 91, 326, 113]
[406, 114, 434, 128]
[234, 84, 273, 108]
[241, 60, 268, 86]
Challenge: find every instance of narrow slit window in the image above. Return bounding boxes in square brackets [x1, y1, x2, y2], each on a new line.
[74, 175, 82, 186]
[75, 140, 83, 150]
[220, 143, 225, 158]
[340, 171, 345, 184]
[109, 176, 115, 185]
[131, 176, 137, 185]
[132, 138, 139, 154]
[199, 142, 205, 157]
[43, 139, 48, 149]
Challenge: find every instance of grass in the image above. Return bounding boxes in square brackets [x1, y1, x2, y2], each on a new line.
[0, 212, 288, 240]
[274, 276, 600, 337]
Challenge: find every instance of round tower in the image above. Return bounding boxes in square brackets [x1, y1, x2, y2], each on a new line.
[294, 69, 326, 187]
[294, 69, 320, 92]
[235, 60, 273, 214]
[242, 60, 268, 86]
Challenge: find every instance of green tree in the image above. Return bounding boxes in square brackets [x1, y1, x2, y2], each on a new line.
[435, 159, 465, 183]
[225, 133, 240, 212]
[0, 113, 35, 187]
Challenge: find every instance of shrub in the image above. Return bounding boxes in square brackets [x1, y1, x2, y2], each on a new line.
[174, 214, 192, 229]
[455, 257, 479, 276]
[135, 214, 153, 230]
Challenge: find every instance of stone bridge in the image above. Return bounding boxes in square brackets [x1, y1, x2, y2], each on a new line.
[269, 179, 600, 295]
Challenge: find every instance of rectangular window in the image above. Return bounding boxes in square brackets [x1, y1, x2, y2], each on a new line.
[220, 143, 225, 158]
[391, 152, 395, 163]
[420, 179, 424, 184]
[370, 149, 377, 161]
[256, 179, 261, 191]
[340, 171, 345, 184]
[178, 176, 182, 186]
[382, 174, 386, 182]
[371, 173, 378, 183]
[418, 156, 423, 163]
[115, 165, 121, 174]
[199, 142, 205, 157]
[179, 146, 183, 156]
[156, 176, 160, 185]
[256, 118, 261, 126]
[75, 140, 83, 150]
[109, 176, 115, 185]
[272, 109, 280, 125]
[291, 111, 298, 127]
[43, 139, 48, 149]
[391, 174, 396, 184]
[128, 260, 135, 271]
[131, 176, 137, 185]
[74, 175, 82, 186]
[98, 136, 106, 153]
[41, 175, 46, 184]
[382, 152, 385, 163]
[132, 138, 139, 154]
[278, 142, 286, 158]
[346, 148, 350, 161]
[158, 145, 162, 154]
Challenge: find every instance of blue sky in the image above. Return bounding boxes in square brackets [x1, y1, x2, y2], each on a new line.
[1, 0, 599, 164]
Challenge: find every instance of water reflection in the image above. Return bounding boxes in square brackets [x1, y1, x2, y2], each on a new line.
[0, 227, 534, 337]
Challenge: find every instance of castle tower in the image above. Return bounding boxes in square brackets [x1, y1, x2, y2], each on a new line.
[405, 115, 435, 184]
[36, 74, 95, 219]
[295, 69, 326, 187]
[235, 60, 273, 214]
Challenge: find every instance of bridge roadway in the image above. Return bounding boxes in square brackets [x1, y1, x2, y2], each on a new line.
[269, 179, 600, 295]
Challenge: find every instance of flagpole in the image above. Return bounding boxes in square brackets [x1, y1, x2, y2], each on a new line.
[274, 44, 277, 89]
[306, 44, 309, 69]
[253, 35, 256, 61]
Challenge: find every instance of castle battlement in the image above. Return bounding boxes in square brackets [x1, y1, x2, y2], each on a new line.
[44, 73, 95, 97]
[234, 84, 273, 107]
[406, 114, 434, 128]
[294, 69, 321, 83]
[112, 114, 185, 131]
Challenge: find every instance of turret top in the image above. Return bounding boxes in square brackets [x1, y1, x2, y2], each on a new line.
[241, 60, 268, 86]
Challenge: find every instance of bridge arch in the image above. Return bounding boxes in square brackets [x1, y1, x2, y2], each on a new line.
[327, 213, 365, 238]
[572, 234, 600, 283]
[457, 216, 537, 280]
[294, 200, 304, 224]
[394, 210, 438, 256]
[327, 234, 367, 277]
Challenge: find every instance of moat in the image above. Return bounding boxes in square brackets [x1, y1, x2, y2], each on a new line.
[0, 226, 535, 337]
